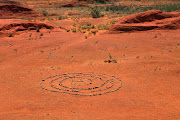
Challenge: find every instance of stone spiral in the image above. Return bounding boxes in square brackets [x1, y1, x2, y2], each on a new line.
[40, 72, 122, 96]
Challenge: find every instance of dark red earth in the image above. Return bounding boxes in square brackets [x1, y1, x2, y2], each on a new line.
[109, 10, 180, 33]
[0, 4, 40, 18]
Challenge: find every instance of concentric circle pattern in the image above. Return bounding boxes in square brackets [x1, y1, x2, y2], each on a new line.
[40, 72, 122, 96]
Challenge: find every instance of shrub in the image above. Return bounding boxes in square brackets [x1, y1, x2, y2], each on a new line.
[66, 29, 70, 32]
[109, 53, 112, 59]
[36, 27, 40, 32]
[40, 33, 43, 36]
[71, 28, 76, 32]
[42, 10, 48, 16]
[91, 8, 101, 18]
[58, 16, 62, 20]
[8, 33, 13, 37]
[85, 35, 87, 39]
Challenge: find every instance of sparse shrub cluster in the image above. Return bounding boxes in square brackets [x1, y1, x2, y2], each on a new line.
[79, 23, 95, 31]
[91, 8, 101, 18]
[97, 24, 110, 30]
[59, 26, 70, 32]
[104, 3, 180, 14]
[137, 3, 180, 12]
[104, 53, 117, 63]
[71, 27, 77, 32]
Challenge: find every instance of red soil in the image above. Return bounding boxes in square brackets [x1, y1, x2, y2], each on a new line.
[109, 10, 180, 33]
[0, 7, 179, 120]
[0, 5, 39, 18]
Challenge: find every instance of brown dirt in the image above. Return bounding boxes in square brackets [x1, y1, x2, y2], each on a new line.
[0, 4, 39, 18]
[109, 10, 180, 33]
[0, 19, 54, 37]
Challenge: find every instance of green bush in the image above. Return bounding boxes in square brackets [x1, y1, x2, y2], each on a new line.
[8, 33, 13, 37]
[91, 8, 101, 18]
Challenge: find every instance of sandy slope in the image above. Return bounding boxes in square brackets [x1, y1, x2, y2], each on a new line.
[0, 23, 180, 119]
[0, 3, 179, 119]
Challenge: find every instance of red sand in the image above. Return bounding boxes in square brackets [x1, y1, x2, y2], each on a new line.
[0, 8, 180, 120]
[109, 10, 180, 33]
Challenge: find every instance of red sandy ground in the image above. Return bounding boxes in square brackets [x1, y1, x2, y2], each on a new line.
[0, 8, 180, 120]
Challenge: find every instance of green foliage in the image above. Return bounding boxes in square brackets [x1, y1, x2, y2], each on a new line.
[91, 8, 101, 18]
[97, 24, 110, 30]
[138, 3, 180, 12]
[109, 53, 112, 59]
[104, 3, 180, 14]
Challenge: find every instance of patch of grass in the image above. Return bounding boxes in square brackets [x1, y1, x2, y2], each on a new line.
[109, 53, 112, 59]
[40, 50, 44, 53]
[103, 3, 180, 15]
[104, 53, 117, 63]
[139, 3, 180, 12]
[97, 24, 110, 30]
